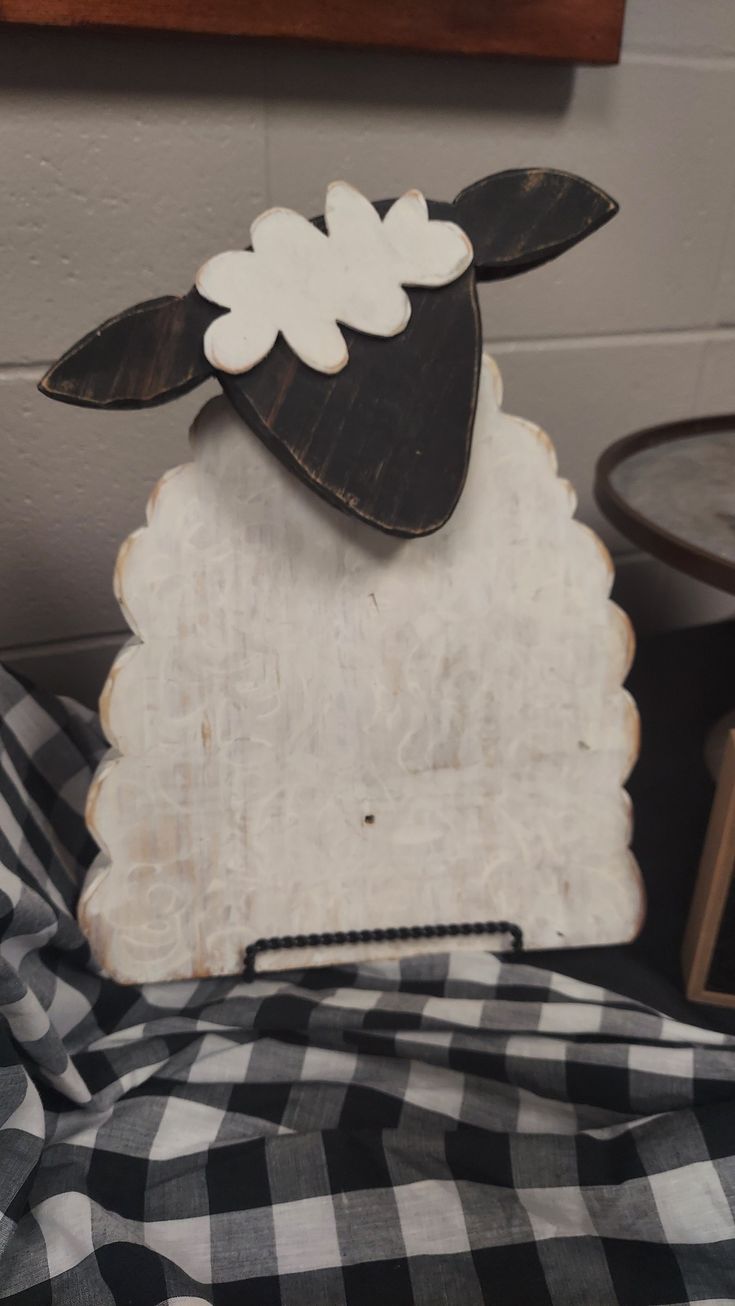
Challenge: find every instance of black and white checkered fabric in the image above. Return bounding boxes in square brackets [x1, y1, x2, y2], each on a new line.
[1, 664, 735, 1305]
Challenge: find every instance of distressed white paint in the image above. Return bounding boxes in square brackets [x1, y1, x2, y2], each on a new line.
[81, 354, 643, 983]
[196, 181, 473, 374]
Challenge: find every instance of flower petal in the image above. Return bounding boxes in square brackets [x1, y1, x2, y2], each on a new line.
[196, 250, 257, 309]
[281, 316, 348, 374]
[202, 310, 278, 374]
[325, 180, 383, 244]
[383, 191, 473, 286]
[197, 183, 472, 374]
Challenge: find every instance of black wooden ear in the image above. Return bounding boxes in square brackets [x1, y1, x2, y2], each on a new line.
[39, 288, 221, 409]
[454, 169, 618, 282]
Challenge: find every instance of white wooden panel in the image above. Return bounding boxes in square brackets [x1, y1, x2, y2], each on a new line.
[80, 355, 642, 983]
[266, 51, 735, 340]
[5, 557, 730, 717]
[0, 27, 267, 363]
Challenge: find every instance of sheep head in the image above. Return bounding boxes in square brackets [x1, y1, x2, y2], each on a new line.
[40, 169, 617, 537]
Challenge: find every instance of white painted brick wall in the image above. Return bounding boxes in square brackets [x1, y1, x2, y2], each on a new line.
[2, 0, 734, 704]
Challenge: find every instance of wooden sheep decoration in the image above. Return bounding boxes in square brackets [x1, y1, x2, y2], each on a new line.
[41, 170, 644, 982]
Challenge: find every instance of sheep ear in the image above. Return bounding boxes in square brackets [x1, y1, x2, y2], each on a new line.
[39, 289, 220, 409]
[454, 169, 618, 281]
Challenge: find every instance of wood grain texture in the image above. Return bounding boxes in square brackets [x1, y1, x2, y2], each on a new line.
[39, 251, 482, 537]
[223, 180, 615, 537]
[454, 170, 619, 280]
[80, 353, 643, 983]
[682, 731, 735, 1008]
[0, 0, 626, 64]
[38, 289, 217, 410]
[221, 257, 481, 538]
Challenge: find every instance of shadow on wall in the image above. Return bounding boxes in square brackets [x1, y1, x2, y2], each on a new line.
[613, 554, 735, 639]
[0, 24, 576, 117]
[5, 636, 125, 711]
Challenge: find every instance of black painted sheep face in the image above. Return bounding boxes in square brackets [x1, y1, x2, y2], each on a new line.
[40, 169, 617, 537]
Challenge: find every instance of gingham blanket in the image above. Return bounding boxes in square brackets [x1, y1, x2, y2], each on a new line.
[1, 666, 734, 1305]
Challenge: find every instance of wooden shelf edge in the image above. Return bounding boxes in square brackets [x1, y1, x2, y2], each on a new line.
[0, 0, 625, 63]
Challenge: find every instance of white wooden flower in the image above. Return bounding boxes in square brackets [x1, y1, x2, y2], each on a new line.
[196, 181, 473, 375]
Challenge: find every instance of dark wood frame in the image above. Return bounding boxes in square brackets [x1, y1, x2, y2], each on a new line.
[0, 0, 626, 63]
[683, 732, 735, 1008]
[595, 414, 735, 597]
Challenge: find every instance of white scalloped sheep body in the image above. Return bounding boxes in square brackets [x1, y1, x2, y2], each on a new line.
[82, 354, 642, 982]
